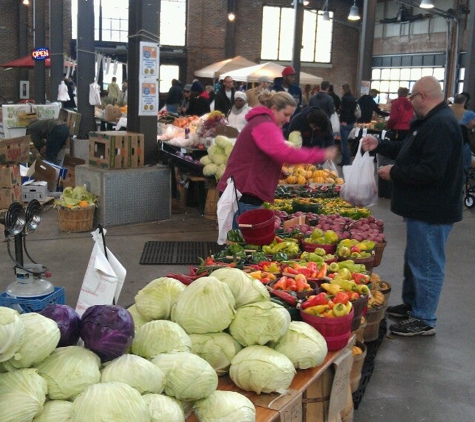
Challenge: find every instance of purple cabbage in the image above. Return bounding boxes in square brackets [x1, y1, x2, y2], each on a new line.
[40, 304, 81, 347]
[80, 305, 135, 362]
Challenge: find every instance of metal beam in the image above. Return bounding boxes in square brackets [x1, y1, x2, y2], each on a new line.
[464, 0, 475, 107]
[34, 0, 46, 104]
[49, 0, 64, 103]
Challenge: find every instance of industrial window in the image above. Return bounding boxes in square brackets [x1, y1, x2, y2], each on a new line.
[261, 6, 333, 64]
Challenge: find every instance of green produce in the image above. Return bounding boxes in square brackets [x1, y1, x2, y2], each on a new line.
[229, 301, 290, 347]
[171, 276, 236, 334]
[288, 131, 303, 148]
[272, 321, 328, 369]
[194, 390, 256, 422]
[229, 345, 296, 394]
[203, 163, 218, 176]
[134, 277, 185, 320]
[36, 346, 101, 400]
[226, 229, 246, 243]
[101, 354, 166, 395]
[210, 267, 270, 308]
[33, 400, 73, 422]
[55, 185, 97, 209]
[4, 312, 60, 370]
[152, 351, 218, 401]
[142, 394, 185, 422]
[71, 382, 151, 422]
[131, 320, 191, 359]
[0, 306, 24, 363]
[126, 304, 152, 331]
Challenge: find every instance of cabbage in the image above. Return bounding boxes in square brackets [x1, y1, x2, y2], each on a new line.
[171, 276, 235, 334]
[80, 305, 135, 362]
[215, 164, 226, 181]
[200, 155, 212, 166]
[211, 153, 227, 166]
[142, 394, 185, 422]
[33, 400, 73, 422]
[203, 163, 218, 176]
[224, 143, 233, 157]
[229, 345, 296, 394]
[126, 304, 152, 330]
[0, 368, 48, 421]
[194, 390, 256, 422]
[0, 306, 24, 363]
[40, 304, 81, 347]
[229, 301, 290, 346]
[71, 382, 151, 422]
[273, 321, 328, 369]
[210, 267, 270, 308]
[131, 320, 192, 359]
[101, 354, 166, 394]
[4, 312, 60, 370]
[215, 135, 232, 148]
[151, 352, 218, 401]
[189, 332, 242, 376]
[36, 346, 101, 400]
[134, 277, 185, 320]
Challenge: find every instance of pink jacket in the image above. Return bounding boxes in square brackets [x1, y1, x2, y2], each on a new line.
[217, 107, 327, 203]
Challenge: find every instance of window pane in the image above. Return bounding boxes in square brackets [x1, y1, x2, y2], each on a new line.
[161, 1, 187, 46]
[379, 81, 390, 92]
[279, 8, 294, 61]
[160, 65, 180, 93]
[372, 68, 381, 79]
[421, 67, 433, 77]
[315, 11, 333, 63]
[411, 68, 422, 80]
[301, 11, 317, 62]
[261, 6, 280, 60]
[381, 68, 390, 79]
[400, 68, 411, 79]
[389, 68, 400, 79]
[433, 67, 445, 80]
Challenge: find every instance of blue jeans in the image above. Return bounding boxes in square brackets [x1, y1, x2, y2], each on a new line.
[339, 123, 354, 166]
[402, 218, 453, 327]
[232, 203, 261, 229]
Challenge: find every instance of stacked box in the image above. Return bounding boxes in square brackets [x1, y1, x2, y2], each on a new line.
[89, 131, 130, 169]
[128, 132, 144, 168]
[0, 164, 21, 208]
[21, 181, 48, 202]
[2, 104, 61, 138]
[0, 135, 30, 165]
[59, 109, 82, 137]
[60, 154, 86, 189]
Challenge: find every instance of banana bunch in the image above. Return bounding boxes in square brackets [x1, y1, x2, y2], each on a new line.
[368, 290, 385, 308]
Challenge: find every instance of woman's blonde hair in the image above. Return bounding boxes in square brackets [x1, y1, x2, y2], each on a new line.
[258, 90, 296, 109]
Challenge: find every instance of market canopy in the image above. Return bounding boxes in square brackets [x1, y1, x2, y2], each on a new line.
[194, 55, 257, 79]
[0, 55, 75, 69]
[220, 62, 323, 86]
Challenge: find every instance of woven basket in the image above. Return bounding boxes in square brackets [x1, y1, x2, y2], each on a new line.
[58, 205, 96, 233]
[373, 241, 387, 267]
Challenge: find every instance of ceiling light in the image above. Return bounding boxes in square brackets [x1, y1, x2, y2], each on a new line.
[348, 1, 360, 20]
[419, 0, 434, 8]
[228, 12, 235, 21]
[22, 0, 29, 4]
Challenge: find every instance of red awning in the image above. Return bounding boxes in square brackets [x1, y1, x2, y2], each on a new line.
[0, 55, 75, 69]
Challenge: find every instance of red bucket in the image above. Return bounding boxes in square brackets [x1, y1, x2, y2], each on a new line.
[237, 209, 276, 246]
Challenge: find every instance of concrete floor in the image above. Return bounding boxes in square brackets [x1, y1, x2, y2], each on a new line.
[1, 198, 474, 421]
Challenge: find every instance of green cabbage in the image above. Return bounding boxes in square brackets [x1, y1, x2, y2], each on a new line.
[203, 163, 218, 176]
[71, 382, 151, 422]
[229, 345, 296, 394]
[4, 312, 60, 370]
[211, 153, 227, 166]
[210, 267, 270, 308]
[142, 394, 185, 422]
[215, 164, 226, 181]
[101, 354, 165, 394]
[224, 143, 233, 157]
[273, 321, 328, 369]
[126, 304, 152, 331]
[151, 352, 218, 401]
[134, 277, 185, 320]
[171, 276, 235, 334]
[36, 346, 101, 400]
[33, 400, 73, 422]
[229, 301, 290, 346]
[189, 332, 242, 376]
[0, 368, 48, 422]
[0, 306, 24, 363]
[131, 320, 191, 359]
[194, 390, 256, 422]
[215, 135, 232, 148]
[200, 155, 212, 166]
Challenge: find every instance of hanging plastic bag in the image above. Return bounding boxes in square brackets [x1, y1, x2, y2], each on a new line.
[89, 81, 101, 106]
[57, 81, 70, 102]
[322, 159, 338, 175]
[340, 139, 378, 207]
[217, 177, 242, 245]
[330, 112, 340, 134]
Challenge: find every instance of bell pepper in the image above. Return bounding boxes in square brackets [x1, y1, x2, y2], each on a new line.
[261, 261, 281, 273]
[227, 229, 246, 243]
[323, 309, 336, 318]
[227, 243, 245, 255]
[321, 282, 342, 296]
[333, 302, 352, 317]
[273, 251, 289, 262]
[316, 262, 328, 279]
[352, 272, 370, 284]
[356, 284, 371, 295]
[273, 276, 289, 290]
[250, 251, 268, 264]
[349, 291, 361, 301]
[330, 278, 358, 292]
[333, 291, 350, 305]
[303, 304, 329, 316]
[301, 292, 329, 309]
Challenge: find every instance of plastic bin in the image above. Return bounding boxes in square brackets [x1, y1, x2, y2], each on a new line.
[237, 209, 275, 246]
[301, 240, 337, 254]
[0, 287, 65, 313]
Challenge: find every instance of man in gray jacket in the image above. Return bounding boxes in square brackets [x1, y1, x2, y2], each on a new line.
[309, 80, 335, 118]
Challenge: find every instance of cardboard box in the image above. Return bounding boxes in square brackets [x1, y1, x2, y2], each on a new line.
[26, 159, 67, 192]
[215, 125, 239, 138]
[59, 109, 82, 137]
[21, 181, 49, 202]
[2, 104, 61, 136]
[0, 185, 21, 209]
[0, 165, 21, 188]
[254, 389, 303, 422]
[89, 131, 130, 169]
[0, 135, 30, 165]
[128, 132, 144, 168]
[60, 155, 86, 189]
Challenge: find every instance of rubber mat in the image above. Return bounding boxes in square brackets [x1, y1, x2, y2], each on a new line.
[140, 241, 223, 265]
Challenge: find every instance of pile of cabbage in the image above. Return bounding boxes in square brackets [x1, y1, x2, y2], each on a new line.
[0, 267, 328, 422]
[200, 135, 234, 180]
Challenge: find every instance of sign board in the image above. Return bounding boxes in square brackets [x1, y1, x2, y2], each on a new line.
[138, 41, 159, 116]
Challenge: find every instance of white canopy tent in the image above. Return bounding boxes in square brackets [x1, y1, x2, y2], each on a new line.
[194, 55, 257, 79]
[220, 62, 323, 86]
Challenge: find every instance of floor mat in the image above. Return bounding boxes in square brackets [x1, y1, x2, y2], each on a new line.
[140, 241, 223, 265]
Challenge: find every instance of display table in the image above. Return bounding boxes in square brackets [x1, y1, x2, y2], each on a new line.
[186, 343, 354, 422]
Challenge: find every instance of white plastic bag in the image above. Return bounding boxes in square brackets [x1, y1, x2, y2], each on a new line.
[75, 228, 127, 317]
[322, 159, 338, 175]
[330, 112, 340, 134]
[340, 139, 378, 207]
[217, 177, 242, 245]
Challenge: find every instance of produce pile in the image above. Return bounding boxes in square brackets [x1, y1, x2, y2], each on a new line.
[54, 186, 98, 210]
[279, 164, 344, 186]
[200, 135, 234, 181]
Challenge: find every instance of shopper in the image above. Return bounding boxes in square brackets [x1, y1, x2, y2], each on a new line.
[217, 91, 336, 228]
[385, 87, 414, 140]
[186, 81, 210, 117]
[286, 106, 334, 148]
[362, 76, 464, 336]
[308, 80, 335, 118]
[227, 91, 252, 132]
[27, 119, 70, 165]
[357, 88, 389, 123]
[107, 77, 120, 105]
[165, 79, 183, 113]
[339, 83, 357, 166]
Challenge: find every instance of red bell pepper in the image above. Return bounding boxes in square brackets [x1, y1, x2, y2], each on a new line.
[333, 291, 350, 305]
[316, 263, 328, 279]
[301, 292, 329, 309]
[352, 272, 370, 284]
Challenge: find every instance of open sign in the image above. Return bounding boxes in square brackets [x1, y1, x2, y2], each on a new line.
[31, 48, 50, 61]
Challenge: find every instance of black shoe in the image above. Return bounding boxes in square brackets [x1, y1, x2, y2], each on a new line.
[389, 317, 436, 337]
[387, 303, 411, 318]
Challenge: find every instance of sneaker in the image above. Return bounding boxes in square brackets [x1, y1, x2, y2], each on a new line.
[389, 317, 436, 337]
[387, 303, 411, 318]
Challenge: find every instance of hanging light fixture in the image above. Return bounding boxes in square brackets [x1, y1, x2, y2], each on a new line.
[227, 12, 236, 21]
[419, 0, 434, 8]
[322, 0, 330, 21]
[22, 0, 30, 5]
[348, 0, 361, 21]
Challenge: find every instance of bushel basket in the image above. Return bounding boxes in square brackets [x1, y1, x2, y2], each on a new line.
[58, 205, 96, 233]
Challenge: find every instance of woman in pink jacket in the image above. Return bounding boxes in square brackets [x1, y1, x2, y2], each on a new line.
[386, 87, 414, 140]
[217, 91, 336, 228]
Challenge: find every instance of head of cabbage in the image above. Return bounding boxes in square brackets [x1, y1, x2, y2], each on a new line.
[194, 390, 256, 422]
[0, 306, 24, 363]
[142, 394, 185, 422]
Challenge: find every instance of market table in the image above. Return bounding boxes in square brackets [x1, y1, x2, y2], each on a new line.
[186, 342, 354, 422]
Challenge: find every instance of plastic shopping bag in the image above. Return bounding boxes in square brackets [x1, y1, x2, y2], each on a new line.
[330, 112, 340, 134]
[217, 177, 242, 245]
[322, 159, 338, 175]
[340, 139, 378, 207]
